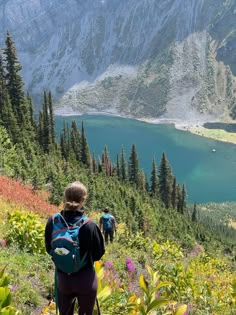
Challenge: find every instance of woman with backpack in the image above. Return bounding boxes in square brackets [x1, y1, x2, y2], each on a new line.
[45, 180, 105, 315]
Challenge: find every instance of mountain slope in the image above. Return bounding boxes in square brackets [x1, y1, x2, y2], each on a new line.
[0, 0, 236, 120]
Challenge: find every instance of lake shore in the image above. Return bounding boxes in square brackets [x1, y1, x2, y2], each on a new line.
[140, 117, 236, 145]
[55, 108, 236, 145]
[173, 121, 236, 145]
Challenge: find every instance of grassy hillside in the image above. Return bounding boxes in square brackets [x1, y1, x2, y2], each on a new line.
[0, 176, 235, 314]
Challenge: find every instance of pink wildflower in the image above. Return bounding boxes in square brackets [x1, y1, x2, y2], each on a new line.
[126, 258, 132, 264]
[126, 257, 136, 272]
[104, 261, 113, 269]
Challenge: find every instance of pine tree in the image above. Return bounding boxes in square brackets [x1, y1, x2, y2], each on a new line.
[171, 176, 177, 209]
[176, 184, 182, 213]
[97, 157, 103, 173]
[0, 54, 18, 141]
[4, 32, 33, 137]
[70, 120, 81, 161]
[42, 91, 50, 152]
[92, 153, 97, 173]
[60, 121, 69, 160]
[150, 158, 159, 197]
[180, 184, 187, 214]
[192, 202, 198, 222]
[145, 173, 149, 192]
[48, 91, 55, 145]
[102, 145, 111, 176]
[116, 154, 120, 178]
[80, 121, 91, 168]
[26, 93, 35, 131]
[137, 170, 146, 191]
[128, 144, 140, 187]
[4, 32, 24, 117]
[37, 112, 44, 148]
[158, 152, 172, 208]
[0, 126, 19, 177]
[120, 146, 127, 181]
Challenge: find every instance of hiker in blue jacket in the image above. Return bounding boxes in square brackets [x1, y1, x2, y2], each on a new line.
[99, 207, 117, 245]
[45, 181, 105, 315]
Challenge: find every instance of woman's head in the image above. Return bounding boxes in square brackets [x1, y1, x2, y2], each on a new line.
[64, 181, 87, 211]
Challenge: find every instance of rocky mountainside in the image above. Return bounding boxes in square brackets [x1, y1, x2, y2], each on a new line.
[0, 0, 236, 121]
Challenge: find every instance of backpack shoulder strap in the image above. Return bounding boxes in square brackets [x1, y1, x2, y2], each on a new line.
[52, 213, 60, 225]
[52, 213, 69, 229]
[75, 216, 91, 227]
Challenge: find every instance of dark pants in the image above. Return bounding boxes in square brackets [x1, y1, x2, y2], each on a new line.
[104, 229, 114, 244]
[57, 269, 98, 315]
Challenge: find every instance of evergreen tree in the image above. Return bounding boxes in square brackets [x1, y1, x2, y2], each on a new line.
[60, 121, 69, 160]
[4, 32, 33, 137]
[145, 173, 149, 192]
[80, 121, 91, 168]
[180, 184, 187, 214]
[37, 112, 44, 148]
[97, 157, 103, 173]
[109, 162, 113, 177]
[171, 176, 177, 209]
[158, 152, 172, 208]
[42, 91, 50, 152]
[48, 91, 55, 145]
[137, 170, 146, 191]
[0, 54, 18, 141]
[192, 202, 198, 222]
[70, 120, 81, 161]
[116, 154, 120, 179]
[4, 32, 24, 117]
[102, 145, 111, 176]
[0, 126, 19, 177]
[92, 153, 97, 173]
[120, 146, 127, 181]
[150, 158, 159, 197]
[26, 93, 35, 131]
[128, 144, 140, 187]
[176, 184, 182, 213]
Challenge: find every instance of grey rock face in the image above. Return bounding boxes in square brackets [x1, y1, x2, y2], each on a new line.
[0, 0, 236, 121]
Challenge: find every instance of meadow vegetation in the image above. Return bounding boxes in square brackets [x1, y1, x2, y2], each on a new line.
[0, 180, 235, 314]
[0, 33, 235, 315]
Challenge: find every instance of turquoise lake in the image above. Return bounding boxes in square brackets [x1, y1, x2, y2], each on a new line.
[55, 115, 236, 204]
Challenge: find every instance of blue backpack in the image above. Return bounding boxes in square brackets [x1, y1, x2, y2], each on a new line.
[102, 214, 113, 231]
[50, 213, 90, 274]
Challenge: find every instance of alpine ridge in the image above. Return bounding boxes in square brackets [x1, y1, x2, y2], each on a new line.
[0, 0, 236, 121]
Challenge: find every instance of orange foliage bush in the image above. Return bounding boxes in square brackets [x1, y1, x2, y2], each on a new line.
[0, 176, 58, 216]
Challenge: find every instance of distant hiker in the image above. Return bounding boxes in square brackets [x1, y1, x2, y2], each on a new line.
[45, 181, 105, 315]
[99, 207, 117, 244]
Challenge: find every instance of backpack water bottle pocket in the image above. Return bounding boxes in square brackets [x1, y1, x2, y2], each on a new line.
[52, 249, 78, 273]
[54, 247, 70, 255]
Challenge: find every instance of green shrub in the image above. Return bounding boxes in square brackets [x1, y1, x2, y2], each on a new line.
[6, 210, 45, 254]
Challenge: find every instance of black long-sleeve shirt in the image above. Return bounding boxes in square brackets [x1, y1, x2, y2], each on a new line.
[45, 210, 105, 271]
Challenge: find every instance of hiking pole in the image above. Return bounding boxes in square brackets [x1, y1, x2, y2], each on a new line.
[96, 297, 101, 315]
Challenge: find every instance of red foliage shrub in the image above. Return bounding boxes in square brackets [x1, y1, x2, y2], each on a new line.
[0, 176, 58, 216]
